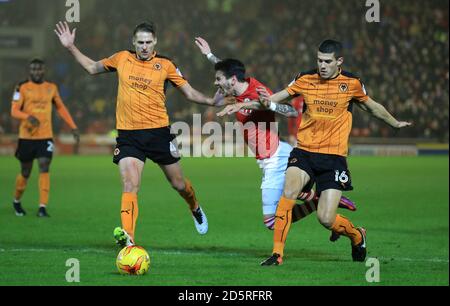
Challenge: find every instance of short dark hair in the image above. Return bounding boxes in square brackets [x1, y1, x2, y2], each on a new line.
[318, 39, 343, 58]
[30, 58, 45, 66]
[133, 22, 156, 36]
[214, 59, 246, 82]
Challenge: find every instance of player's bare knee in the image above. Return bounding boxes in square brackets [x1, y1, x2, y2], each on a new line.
[318, 215, 334, 229]
[38, 165, 50, 173]
[170, 177, 185, 192]
[121, 177, 140, 193]
[20, 162, 33, 178]
[38, 159, 51, 173]
[283, 176, 305, 200]
[283, 188, 300, 200]
[21, 169, 32, 178]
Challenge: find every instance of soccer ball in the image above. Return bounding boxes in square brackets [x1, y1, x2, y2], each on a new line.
[116, 246, 150, 275]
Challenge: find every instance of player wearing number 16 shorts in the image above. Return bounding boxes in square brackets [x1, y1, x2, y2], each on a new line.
[259, 40, 411, 265]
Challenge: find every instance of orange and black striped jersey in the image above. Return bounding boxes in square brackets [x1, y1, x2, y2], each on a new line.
[286, 69, 369, 157]
[11, 80, 77, 140]
[101, 50, 188, 130]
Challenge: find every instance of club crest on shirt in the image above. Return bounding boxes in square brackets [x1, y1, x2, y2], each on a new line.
[238, 98, 253, 115]
[153, 63, 162, 71]
[339, 83, 348, 93]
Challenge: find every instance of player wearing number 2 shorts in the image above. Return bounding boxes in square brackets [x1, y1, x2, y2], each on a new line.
[10, 58, 79, 217]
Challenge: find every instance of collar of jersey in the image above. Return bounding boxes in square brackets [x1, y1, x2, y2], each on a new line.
[316, 68, 342, 81]
[133, 51, 157, 63]
[28, 79, 45, 85]
[328, 68, 342, 80]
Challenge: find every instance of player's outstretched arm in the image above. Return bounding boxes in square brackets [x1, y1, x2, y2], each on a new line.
[178, 83, 217, 106]
[216, 103, 245, 117]
[180, 84, 235, 107]
[357, 97, 412, 129]
[256, 87, 298, 118]
[212, 89, 237, 106]
[195, 37, 221, 64]
[216, 100, 268, 116]
[54, 21, 106, 75]
[216, 92, 298, 117]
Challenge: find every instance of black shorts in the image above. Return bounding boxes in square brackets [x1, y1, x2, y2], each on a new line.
[113, 127, 181, 165]
[15, 139, 54, 162]
[287, 148, 353, 194]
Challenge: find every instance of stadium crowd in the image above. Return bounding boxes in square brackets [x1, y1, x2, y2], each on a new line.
[0, 0, 448, 141]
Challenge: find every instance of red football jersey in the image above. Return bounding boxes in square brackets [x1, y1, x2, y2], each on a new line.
[287, 96, 304, 137]
[235, 78, 279, 159]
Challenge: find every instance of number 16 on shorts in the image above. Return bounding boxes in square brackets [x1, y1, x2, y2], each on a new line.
[334, 169, 353, 191]
[335, 170, 349, 183]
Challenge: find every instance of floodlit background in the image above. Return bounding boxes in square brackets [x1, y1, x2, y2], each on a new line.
[0, 0, 448, 148]
[0, 0, 448, 286]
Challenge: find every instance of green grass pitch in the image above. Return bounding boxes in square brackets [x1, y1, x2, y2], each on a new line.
[0, 155, 448, 286]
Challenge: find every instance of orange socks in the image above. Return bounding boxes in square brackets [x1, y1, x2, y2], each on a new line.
[273, 197, 296, 257]
[178, 179, 198, 211]
[15, 173, 51, 207]
[121, 193, 138, 242]
[39, 173, 50, 206]
[330, 214, 362, 245]
[14, 174, 28, 200]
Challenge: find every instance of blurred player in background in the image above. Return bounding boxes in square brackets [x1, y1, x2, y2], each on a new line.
[195, 37, 356, 235]
[10, 58, 80, 217]
[252, 39, 412, 265]
[55, 21, 226, 247]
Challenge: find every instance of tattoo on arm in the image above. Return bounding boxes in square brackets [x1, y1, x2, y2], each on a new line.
[274, 103, 299, 117]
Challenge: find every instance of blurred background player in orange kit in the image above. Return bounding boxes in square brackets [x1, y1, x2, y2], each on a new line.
[11, 58, 80, 217]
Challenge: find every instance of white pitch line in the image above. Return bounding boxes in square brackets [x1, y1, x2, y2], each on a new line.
[378, 257, 449, 263]
[0, 248, 448, 263]
[0, 247, 241, 257]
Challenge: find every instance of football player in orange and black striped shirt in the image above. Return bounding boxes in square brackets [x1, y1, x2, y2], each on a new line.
[55, 21, 223, 246]
[255, 40, 411, 265]
[11, 58, 79, 217]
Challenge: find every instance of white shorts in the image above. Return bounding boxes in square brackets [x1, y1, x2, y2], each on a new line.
[257, 141, 292, 190]
[257, 141, 293, 215]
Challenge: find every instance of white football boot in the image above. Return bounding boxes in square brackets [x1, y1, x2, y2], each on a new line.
[191, 206, 208, 235]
